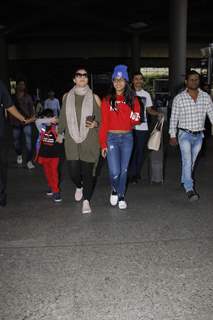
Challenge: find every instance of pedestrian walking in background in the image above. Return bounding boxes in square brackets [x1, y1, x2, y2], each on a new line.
[0, 80, 33, 207]
[9, 79, 36, 169]
[169, 70, 213, 201]
[44, 90, 60, 117]
[128, 71, 163, 183]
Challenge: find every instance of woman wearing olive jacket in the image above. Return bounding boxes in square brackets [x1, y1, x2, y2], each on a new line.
[57, 67, 101, 214]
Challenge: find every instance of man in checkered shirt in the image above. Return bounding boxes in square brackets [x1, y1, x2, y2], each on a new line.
[169, 70, 213, 201]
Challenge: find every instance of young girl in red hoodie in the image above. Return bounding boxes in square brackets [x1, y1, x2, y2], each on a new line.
[99, 65, 141, 209]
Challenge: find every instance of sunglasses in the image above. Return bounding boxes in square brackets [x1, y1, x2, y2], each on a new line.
[75, 73, 88, 78]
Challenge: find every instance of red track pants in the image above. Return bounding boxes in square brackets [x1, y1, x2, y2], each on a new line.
[39, 157, 59, 193]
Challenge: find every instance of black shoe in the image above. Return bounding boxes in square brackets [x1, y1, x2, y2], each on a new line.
[53, 192, 62, 203]
[132, 177, 138, 184]
[129, 176, 138, 184]
[186, 190, 199, 202]
[46, 189, 53, 196]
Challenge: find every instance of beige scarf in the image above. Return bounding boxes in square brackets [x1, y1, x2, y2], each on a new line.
[66, 85, 93, 143]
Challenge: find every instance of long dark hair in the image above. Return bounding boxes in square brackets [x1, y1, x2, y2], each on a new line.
[109, 81, 135, 110]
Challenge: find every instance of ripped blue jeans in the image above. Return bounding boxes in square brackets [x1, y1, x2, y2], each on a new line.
[107, 132, 133, 199]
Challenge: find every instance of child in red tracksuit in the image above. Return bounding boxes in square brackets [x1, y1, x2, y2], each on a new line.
[35, 108, 63, 202]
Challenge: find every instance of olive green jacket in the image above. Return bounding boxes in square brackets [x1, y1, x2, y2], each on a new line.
[58, 93, 100, 163]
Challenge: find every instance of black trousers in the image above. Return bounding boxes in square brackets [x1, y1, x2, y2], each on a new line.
[0, 137, 8, 201]
[128, 130, 149, 178]
[67, 160, 94, 201]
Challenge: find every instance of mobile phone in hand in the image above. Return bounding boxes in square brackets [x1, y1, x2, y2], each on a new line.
[86, 115, 95, 122]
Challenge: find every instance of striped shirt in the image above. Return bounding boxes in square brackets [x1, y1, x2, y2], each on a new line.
[169, 88, 213, 137]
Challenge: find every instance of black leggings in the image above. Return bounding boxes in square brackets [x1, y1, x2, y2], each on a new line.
[67, 160, 94, 201]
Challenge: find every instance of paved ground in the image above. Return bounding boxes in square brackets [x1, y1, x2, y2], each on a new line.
[0, 139, 213, 320]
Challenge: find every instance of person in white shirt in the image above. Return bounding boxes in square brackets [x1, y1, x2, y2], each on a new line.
[169, 70, 213, 201]
[128, 71, 163, 183]
[44, 90, 60, 117]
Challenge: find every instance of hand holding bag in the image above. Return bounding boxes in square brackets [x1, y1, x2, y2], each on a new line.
[147, 117, 164, 151]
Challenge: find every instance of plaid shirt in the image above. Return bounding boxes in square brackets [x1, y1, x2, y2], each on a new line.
[169, 88, 213, 137]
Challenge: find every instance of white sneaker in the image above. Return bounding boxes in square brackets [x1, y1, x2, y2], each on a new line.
[82, 200, 92, 214]
[75, 187, 83, 201]
[27, 161, 35, 169]
[118, 199, 127, 210]
[17, 155, 23, 165]
[110, 191, 118, 206]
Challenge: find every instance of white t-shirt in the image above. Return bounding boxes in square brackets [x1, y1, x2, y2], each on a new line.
[134, 89, 153, 131]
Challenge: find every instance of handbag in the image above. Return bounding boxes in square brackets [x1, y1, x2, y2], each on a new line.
[147, 118, 164, 151]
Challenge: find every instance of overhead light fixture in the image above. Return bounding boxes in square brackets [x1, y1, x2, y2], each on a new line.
[129, 22, 147, 30]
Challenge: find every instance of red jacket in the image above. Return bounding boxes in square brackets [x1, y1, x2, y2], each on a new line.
[99, 95, 141, 149]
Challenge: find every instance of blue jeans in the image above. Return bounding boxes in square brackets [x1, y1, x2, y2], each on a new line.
[12, 125, 33, 162]
[107, 132, 133, 199]
[178, 130, 203, 192]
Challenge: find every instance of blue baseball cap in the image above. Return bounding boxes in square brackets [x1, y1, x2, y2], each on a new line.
[112, 64, 129, 81]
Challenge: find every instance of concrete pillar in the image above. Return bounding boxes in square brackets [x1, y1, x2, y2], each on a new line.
[131, 32, 141, 73]
[0, 36, 9, 86]
[169, 0, 188, 97]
